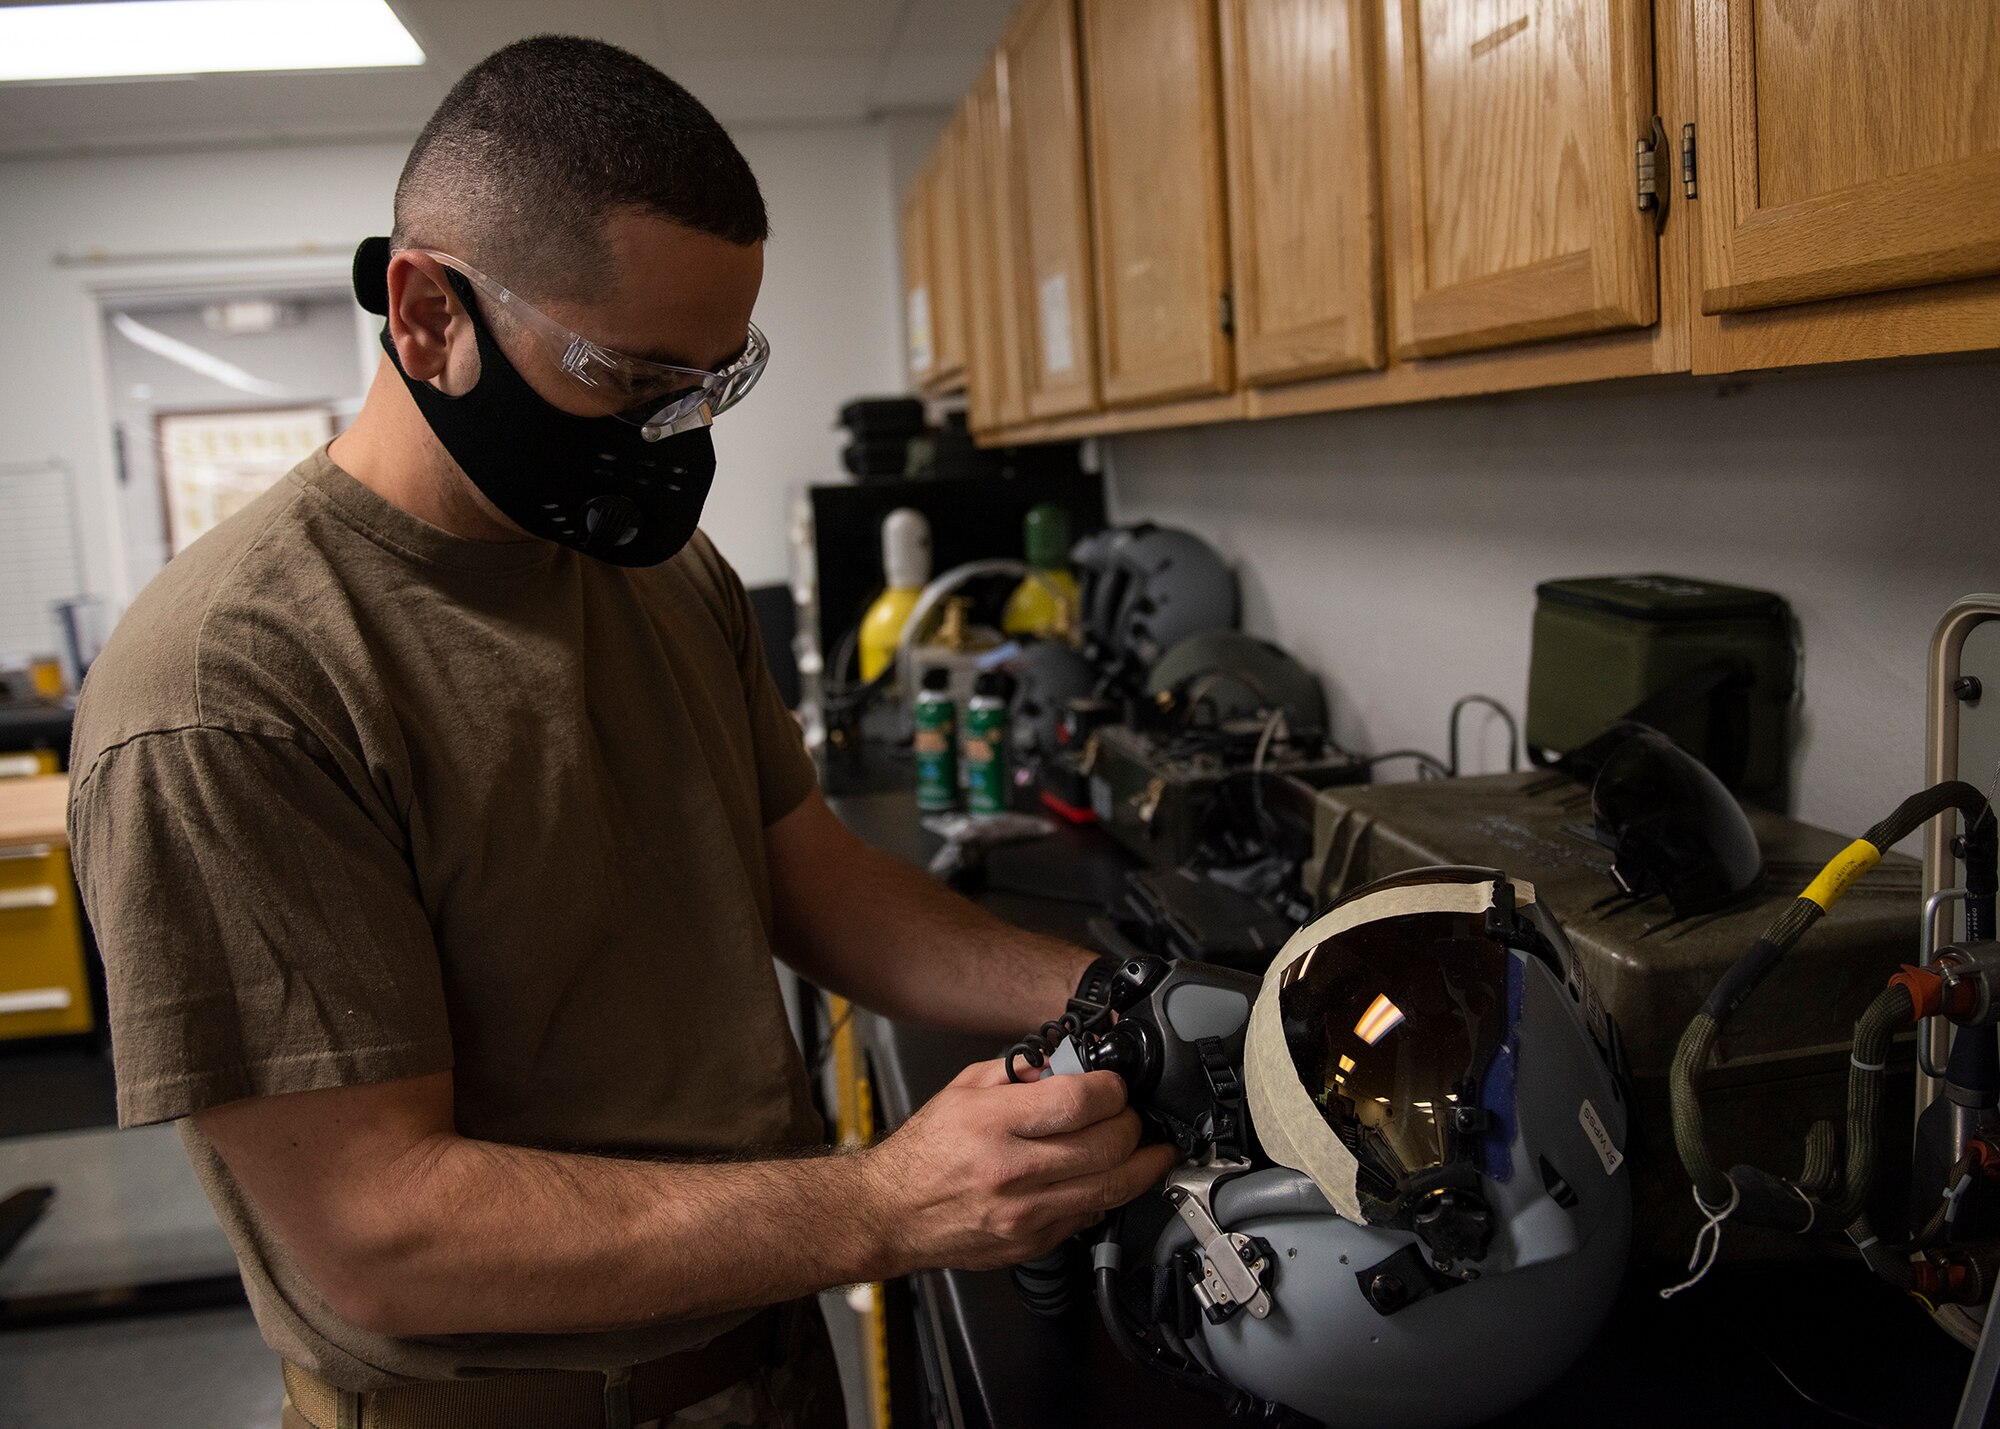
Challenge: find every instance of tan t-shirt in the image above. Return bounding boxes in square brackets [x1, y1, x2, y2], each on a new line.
[67, 447, 824, 1387]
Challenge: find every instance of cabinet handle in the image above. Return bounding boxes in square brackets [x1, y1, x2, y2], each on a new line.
[0, 844, 53, 862]
[0, 987, 73, 1015]
[0, 887, 58, 912]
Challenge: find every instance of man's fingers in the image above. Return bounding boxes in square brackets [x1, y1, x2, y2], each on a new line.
[1002, 1069, 1129, 1138]
[948, 1057, 1015, 1090]
[1014, 1108, 1142, 1182]
[1041, 1142, 1182, 1220]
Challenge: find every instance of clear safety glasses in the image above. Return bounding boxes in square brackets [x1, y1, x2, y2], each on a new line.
[412, 248, 768, 436]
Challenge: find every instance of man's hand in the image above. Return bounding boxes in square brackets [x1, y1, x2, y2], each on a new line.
[860, 1059, 1180, 1274]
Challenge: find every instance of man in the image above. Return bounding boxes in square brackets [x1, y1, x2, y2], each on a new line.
[67, 36, 1175, 1429]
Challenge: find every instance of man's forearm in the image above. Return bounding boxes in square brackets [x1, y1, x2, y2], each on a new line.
[770, 801, 1093, 1039]
[328, 1133, 893, 1337]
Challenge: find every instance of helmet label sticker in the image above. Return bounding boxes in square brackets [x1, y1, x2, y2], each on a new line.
[1579, 1099, 1623, 1175]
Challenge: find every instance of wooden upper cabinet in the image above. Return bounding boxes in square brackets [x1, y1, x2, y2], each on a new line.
[1082, 0, 1235, 406]
[927, 116, 970, 389]
[1694, 0, 2000, 315]
[1379, 0, 1660, 359]
[900, 165, 936, 387]
[1220, 0, 1386, 384]
[962, 61, 1033, 434]
[1005, 0, 1101, 419]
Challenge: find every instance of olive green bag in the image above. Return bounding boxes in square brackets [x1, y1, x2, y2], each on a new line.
[1525, 575, 1797, 807]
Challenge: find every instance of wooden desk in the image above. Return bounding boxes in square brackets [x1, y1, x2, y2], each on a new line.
[0, 774, 68, 851]
[0, 774, 88, 1037]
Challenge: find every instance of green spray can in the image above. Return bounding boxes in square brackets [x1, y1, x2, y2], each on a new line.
[914, 667, 959, 812]
[963, 672, 1010, 814]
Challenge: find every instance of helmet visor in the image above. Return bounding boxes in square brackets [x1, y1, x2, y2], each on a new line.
[1277, 908, 1518, 1206]
[1590, 724, 1763, 915]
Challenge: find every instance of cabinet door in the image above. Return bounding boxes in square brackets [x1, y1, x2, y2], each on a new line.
[1006, 0, 1101, 418]
[900, 166, 936, 387]
[1380, 0, 1659, 358]
[1221, 0, 1386, 383]
[1694, 0, 2000, 314]
[928, 115, 970, 388]
[1083, 0, 1235, 406]
[963, 63, 1033, 434]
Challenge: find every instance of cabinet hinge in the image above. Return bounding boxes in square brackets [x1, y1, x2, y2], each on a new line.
[1635, 115, 1669, 232]
[1218, 288, 1235, 337]
[1680, 121, 1698, 200]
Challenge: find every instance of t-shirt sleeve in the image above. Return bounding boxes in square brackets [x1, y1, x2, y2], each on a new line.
[67, 727, 454, 1128]
[703, 549, 818, 827]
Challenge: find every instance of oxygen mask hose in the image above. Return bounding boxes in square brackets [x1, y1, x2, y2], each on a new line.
[1668, 782, 1996, 1272]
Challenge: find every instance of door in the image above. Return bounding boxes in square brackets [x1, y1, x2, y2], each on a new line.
[962, 63, 1033, 434]
[900, 166, 936, 387]
[1006, 0, 1101, 418]
[1379, 0, 1660, 358]
[1693, 0, 2000, 314]
[1220, 0, 1387, 384]
[927, 115, 970, 389]
[1082, 0, 1235, 406]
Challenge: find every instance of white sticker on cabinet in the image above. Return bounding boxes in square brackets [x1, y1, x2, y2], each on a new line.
[907, 286, 933, 375]
[1039, 272, 1074, 377]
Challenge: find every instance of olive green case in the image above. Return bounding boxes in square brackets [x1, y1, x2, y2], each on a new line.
[1525, 575, 1796, 806]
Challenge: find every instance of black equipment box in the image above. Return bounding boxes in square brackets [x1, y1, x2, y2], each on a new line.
[1303, 771, 1919, 1261]
[1525, 574, 1795, 805]
[1087, 723, 1367, 870]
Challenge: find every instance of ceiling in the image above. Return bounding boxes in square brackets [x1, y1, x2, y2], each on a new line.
[0, 0, 1018, 157]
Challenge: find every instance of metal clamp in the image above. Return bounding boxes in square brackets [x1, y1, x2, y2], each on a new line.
[1922, 887, 1971, 1079]
[1163, 1158, 1271, 1322]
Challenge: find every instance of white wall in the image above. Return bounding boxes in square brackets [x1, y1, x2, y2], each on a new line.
[0, 121, 901, 615]
[1104, 359, 2000, 842]
[711, 122, 904, 585]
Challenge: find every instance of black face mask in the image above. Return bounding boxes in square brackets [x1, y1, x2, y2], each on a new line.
[352, 236, 716, 567]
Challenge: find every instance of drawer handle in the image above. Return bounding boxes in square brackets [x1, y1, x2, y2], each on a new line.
[0, 886, 58, 912]
[0, 987, 72, 1015]
[0, 844, 53, 863]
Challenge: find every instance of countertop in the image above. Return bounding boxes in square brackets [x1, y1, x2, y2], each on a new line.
[825, 782, 1974, 1429]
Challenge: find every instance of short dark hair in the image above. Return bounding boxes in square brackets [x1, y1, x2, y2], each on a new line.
[393, 35, 767, 301]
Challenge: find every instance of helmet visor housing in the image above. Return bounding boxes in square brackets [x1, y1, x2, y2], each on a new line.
[415, 249, 768, 438]
[1278, 908, 1517, 1209]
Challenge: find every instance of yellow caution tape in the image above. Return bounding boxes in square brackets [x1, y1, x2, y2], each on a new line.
[1800, 839, 1882, 911]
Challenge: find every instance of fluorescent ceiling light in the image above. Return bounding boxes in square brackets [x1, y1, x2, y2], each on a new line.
[0, 1, 424, 84]
[111, 313, 289, 398]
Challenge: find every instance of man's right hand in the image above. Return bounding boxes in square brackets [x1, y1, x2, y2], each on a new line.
[859, 1058, 1181, 1274]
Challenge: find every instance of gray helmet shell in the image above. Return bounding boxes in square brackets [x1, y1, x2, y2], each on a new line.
[1110, 526, 1237, 670]
[1150, 877, 1631, 1428]
[1006, 640, 1098, 765]
[1146, 630, 1326, 730]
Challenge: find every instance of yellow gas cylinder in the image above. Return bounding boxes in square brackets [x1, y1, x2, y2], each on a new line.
[1002, 503, 1078, 640]
[858, 507, 931, 682]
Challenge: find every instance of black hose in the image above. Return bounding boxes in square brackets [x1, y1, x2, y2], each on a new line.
[1090, 1232, 1322, 1427]
[1670, 780, 1997, 1234]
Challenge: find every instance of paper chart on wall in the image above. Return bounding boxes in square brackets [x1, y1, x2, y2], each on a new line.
[156, 406, 333, 555]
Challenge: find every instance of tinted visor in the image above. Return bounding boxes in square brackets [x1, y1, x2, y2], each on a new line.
[1591, 724, 1763, 916]
[1278, 910, 1518, 1206]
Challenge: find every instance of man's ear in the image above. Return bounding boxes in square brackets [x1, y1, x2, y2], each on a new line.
[385, 253, 467, 385]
